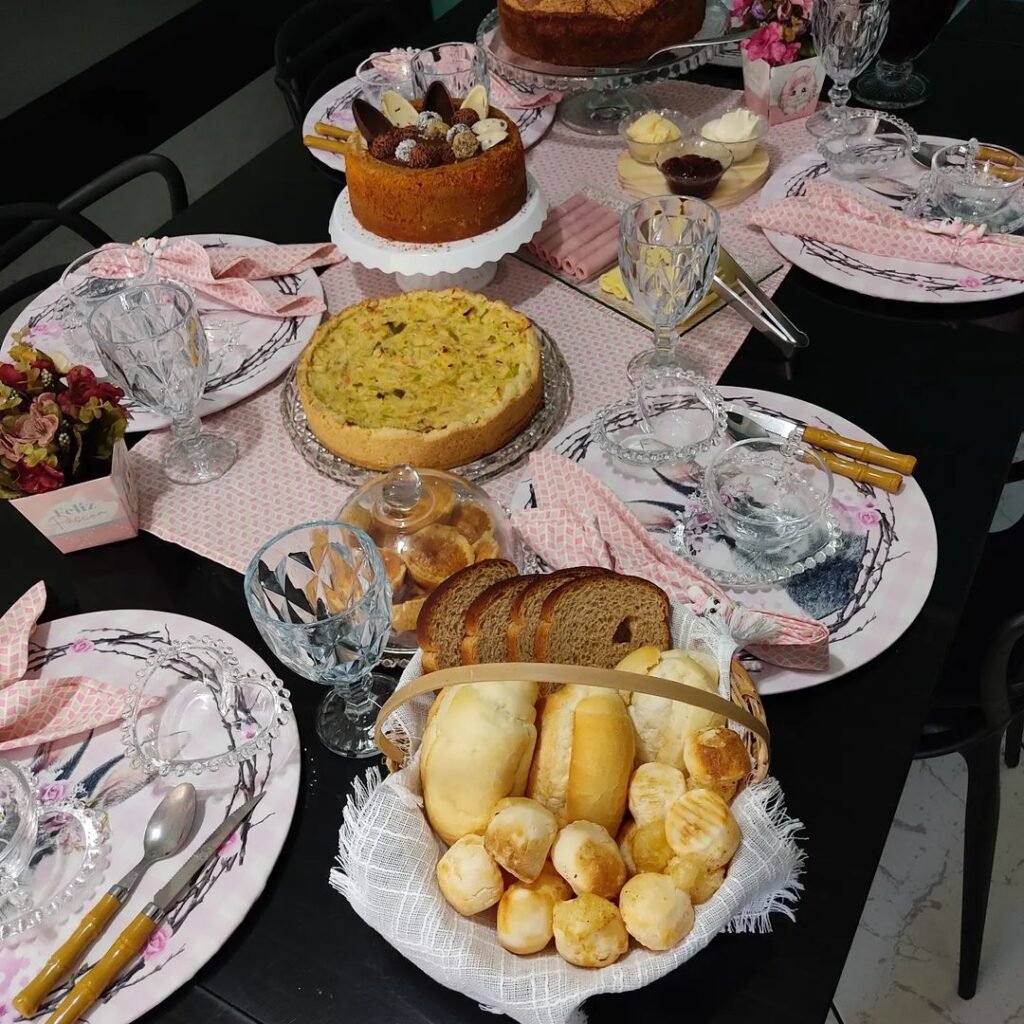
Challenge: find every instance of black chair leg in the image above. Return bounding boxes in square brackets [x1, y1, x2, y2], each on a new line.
[958, 732, 1002, 999]
[1005, 713, 1023, 769]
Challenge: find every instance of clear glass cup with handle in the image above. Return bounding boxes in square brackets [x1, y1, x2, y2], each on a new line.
[88, 282, 237, 484]
[807, 0, 890, 137]
[413, 41, 489, 99]
[619, 194, 720, 383]
[244, 521, 393, 759]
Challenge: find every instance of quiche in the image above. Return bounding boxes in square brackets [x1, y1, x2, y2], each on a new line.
[296, 289, 543, 470]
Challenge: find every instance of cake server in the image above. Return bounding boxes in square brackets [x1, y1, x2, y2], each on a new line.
[646, 27, 757, 63]
[14, 784, 197, 1017]
[45, 793, 263, 1024]
[726, 407, 916, 494]
[712, 248, 809, 354]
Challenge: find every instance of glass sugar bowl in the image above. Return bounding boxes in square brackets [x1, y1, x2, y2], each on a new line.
[817, 109, 919, 179]
[931, 140, 1024, 222]
[337, 464, 517, 653]
[0, 759, 39, 895]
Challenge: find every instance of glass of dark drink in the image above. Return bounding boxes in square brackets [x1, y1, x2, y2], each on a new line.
[853, 0, 959, 108]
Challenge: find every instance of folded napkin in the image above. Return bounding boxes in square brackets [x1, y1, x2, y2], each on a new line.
[751, 181, 1024, 281]
[90, 239, 343, 318]
[512, 451, 831, 671]
[490, 75, 562, 111]
[0, 583, 156, 751]
[527, 194, 621, 281]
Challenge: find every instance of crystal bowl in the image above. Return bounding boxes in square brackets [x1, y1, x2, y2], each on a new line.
[704, 437, 834, 557]
[816, 109, 919, 179]
[656, 138, 734, 199]
[618, 108, 691, 164]
[700, 109, 767, 163]
[931, 140, 1024, 222]
[0, 760, 39, 890]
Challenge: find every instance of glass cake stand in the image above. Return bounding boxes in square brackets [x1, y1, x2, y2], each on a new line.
[477, 2, 738, 135]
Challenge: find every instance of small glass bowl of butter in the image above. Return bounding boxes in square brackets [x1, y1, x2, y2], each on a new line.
[700, 108, 767, 163]
[619, 109, 691, 164]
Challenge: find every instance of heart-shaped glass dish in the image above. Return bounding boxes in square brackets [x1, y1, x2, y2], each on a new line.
[121, 636, 292, 777]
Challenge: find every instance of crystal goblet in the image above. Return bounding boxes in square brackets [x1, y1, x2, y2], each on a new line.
[414, 41, 489, 99]
[244, 521, 393, 759]
[356, 50, 420, 106]
[88, 282, 237, 484]
[619, 195, 720, 382]
[807, 0, 890, 138]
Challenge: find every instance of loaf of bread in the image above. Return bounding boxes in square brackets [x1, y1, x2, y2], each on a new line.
[619, 872, 695, 951]
[616, 646, 726, 770]
[535, 574, 671, 668]
[419, 678, 540, 845]
[484, 797, 558, 882]
[552, 893, 629, 968]
[664, 788, 741, 870]
[550, 820, 627, 899]
[506, 567, 607, 661]
[417, 559, 517, 672]
[527, 685, 634, 835]
[436, 834, 504, 916]
[461, 576, 536, 665]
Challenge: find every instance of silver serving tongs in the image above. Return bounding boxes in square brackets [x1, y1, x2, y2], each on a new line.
[712, 248, 809, 354]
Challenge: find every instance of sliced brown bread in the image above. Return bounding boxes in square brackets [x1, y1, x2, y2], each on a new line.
[460, 576, 537, 665]
[506, 566, 608, 662]
[417, 559, 518, 672]
[534, 573, 671, 668]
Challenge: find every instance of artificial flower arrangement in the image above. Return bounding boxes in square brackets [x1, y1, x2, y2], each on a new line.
[0, 339, 129, 498]
[731, 0, 815, 66]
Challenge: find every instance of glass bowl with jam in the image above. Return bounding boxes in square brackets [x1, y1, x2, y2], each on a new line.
[656, 139, 733, 200]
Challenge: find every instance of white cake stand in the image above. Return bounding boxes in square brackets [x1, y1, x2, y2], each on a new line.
[329, 174, 547, 291]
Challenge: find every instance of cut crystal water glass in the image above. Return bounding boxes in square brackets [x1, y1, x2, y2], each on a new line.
[414, 41, 489, 98]
[244, 522, 393, 759]
[88, 282, 237, 484]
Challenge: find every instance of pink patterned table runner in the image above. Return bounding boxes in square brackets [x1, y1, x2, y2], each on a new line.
[132, 80, 811, 572]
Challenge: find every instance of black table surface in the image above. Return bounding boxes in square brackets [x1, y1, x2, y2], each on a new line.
[5, 1, 1024, 1022]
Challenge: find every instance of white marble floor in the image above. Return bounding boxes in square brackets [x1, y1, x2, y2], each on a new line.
[833, 741, 1024, 1024]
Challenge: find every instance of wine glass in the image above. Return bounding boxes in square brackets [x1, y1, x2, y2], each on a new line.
[58, 244, 154, 358]
[807, 0, 890, 137]
[244, 522, 393, 759]
[853, 0, 959, 109]
[619, 195, 720, 383]
[414, 41, 489, 100]
[87, 282, 237, 484]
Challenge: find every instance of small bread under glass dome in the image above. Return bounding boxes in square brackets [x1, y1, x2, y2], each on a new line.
[337, 464, 517, 652]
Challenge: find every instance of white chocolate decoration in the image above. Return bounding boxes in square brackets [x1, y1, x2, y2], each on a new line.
[460, 84, 490, 120]
[473, 117, 509, 151]
[381, 91, 419, 128]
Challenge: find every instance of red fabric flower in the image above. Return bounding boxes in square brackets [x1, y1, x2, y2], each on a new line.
[57, 365, 125, 416]
[16, 461, 64, 494]
[0, 364, 27, 388]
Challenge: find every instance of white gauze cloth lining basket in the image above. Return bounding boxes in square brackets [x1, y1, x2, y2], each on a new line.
[329, 600, 805, 1024]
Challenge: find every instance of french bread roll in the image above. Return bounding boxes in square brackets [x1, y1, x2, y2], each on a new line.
[616, 646, 726, 771]
[419, 679, 540, 845]
[526, 685, 634, 835]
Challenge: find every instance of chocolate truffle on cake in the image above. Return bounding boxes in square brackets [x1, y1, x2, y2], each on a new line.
[452, 108, 480, 127]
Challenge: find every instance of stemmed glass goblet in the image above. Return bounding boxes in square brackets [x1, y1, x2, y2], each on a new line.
[244, 522, 393, 759]
[619, 195, 720, 383]
[807, 0, 890, 138]
[414, 41, 489, 99]
[88, 282, 237, 484]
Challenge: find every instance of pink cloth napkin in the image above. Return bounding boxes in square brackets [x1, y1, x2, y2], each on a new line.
[490, 75, 562, 110]
[527, 194, 621, 281]
[90, 239, 343, 318]
[0, 583, 154, 751]
[751, 181, 1024, 281]
[511, 451, 831, 672]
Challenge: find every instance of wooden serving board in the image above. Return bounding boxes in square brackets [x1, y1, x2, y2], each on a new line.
[617, 146, 771, 208]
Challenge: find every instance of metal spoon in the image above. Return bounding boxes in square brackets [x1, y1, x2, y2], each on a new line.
[13, 783, 197, 1017]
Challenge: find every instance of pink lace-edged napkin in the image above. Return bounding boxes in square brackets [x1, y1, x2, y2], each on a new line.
[526, 193, 621, 281]
[490, 75, 562, 110]
[89, 239, 343, 317]
[751, 181, 1024, 281]
[511, 451, 831, 671]
[0, 583, 156, 751]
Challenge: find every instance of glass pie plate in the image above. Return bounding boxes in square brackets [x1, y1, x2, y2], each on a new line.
[0, 760, 108, 943]
[121, 636, 292, 778]
[593, 368, 727, 468]
[281, 326, 572, 486]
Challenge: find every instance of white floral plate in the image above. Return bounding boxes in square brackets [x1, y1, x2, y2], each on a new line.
[0, 610, 300, 1023]
[2, 234, 325, 432]
[758, 137, 1024, 304]
[302, 74, 556, 172]
[511, 387, 938, 696]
